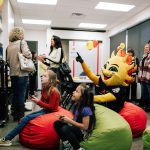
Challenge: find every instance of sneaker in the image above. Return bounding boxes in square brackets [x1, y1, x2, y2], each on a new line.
[0, 120, 6, 128]
[25, 107, 32, 111]
[63, 147, 73, 150]
[0, 138, 12, 146]
[62, 141, 73, 150]
[77, 148, 85, 150]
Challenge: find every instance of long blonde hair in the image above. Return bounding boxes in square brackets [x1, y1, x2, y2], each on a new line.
[44, 70, 58, 97]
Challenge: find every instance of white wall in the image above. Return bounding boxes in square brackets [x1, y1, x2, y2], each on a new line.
[8, 0, 14, 34]
[24, 29, 47, 89]
[0, 0, 14, 59]
[108, 6, 150, 37]
[0, 19, 2, 42]
[24, 29, 47, 54]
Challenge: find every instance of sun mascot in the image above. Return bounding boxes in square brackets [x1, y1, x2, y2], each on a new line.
[76, 45, 147, 138]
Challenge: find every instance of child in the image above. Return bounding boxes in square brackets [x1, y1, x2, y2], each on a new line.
[54, 83, 96, 150]
[0, 70, 60, 146]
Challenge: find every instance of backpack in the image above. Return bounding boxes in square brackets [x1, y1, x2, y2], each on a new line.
[59, 61, 71, 76]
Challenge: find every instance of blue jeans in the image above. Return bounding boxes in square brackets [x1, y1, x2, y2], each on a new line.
[11, 76, 28, 118]
[5, 109, 49, 140]
[141, 82, 150, 106]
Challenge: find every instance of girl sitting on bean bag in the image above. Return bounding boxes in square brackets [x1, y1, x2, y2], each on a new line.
[0, 70, 60, 146]
[54, 83, 96, 150]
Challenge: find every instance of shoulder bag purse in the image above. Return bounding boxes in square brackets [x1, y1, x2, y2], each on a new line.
[18, 41, 35, 72]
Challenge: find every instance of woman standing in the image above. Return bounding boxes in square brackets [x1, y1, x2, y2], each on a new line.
[6, 27, 32, 121]
[138, 42, 150, 111]
[38, 35, 64, 79]
[38, 35, 64, 92]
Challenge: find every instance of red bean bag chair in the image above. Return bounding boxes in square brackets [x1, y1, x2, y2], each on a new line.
[119, 102, 147, 138]
[19, 107, 72, 149]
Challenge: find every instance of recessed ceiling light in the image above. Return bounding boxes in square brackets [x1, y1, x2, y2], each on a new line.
[17, 0, 57, 5]
[79, 23, 107, 29]
[95, 2, 135, 12]
[22, 19, 51, 25]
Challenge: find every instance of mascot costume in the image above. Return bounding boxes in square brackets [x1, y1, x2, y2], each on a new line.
[76, 44, 147, 138]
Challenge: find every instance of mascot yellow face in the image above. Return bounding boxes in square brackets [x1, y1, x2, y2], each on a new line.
[100, 51, 134, 87]
[76, 45, 137, 109]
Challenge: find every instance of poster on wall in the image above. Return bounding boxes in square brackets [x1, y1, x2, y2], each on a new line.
[69, 40, 101, 81]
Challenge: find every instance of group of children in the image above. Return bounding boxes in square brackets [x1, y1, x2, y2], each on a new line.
[0, 69, 96, 150]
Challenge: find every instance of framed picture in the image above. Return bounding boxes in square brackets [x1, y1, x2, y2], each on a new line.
[69, 40, 101, 78]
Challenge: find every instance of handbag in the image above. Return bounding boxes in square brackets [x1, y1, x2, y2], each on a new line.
[18, 41, 35, 72]
[59, 61, 71, 75]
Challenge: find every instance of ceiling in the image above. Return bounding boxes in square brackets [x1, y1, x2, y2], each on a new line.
[10, 0, 150, 32]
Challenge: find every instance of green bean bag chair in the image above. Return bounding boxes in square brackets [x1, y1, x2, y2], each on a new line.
[142, 126, 150, 150]
[81, 104, 132, 150]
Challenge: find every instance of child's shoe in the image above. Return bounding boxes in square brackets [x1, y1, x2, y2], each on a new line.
[0, 138, 12, 146]
[77, 147, 85, 150]
[62, 140, 73, 150]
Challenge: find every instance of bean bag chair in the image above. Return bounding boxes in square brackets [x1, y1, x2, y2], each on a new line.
[81, 104, 132, 150]
[142, 126, 150, 150]
[119, 102, 147, 138]
[20, 107, 72, 149]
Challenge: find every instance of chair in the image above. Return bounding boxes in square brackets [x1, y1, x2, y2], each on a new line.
[81, 104, 132, 150]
